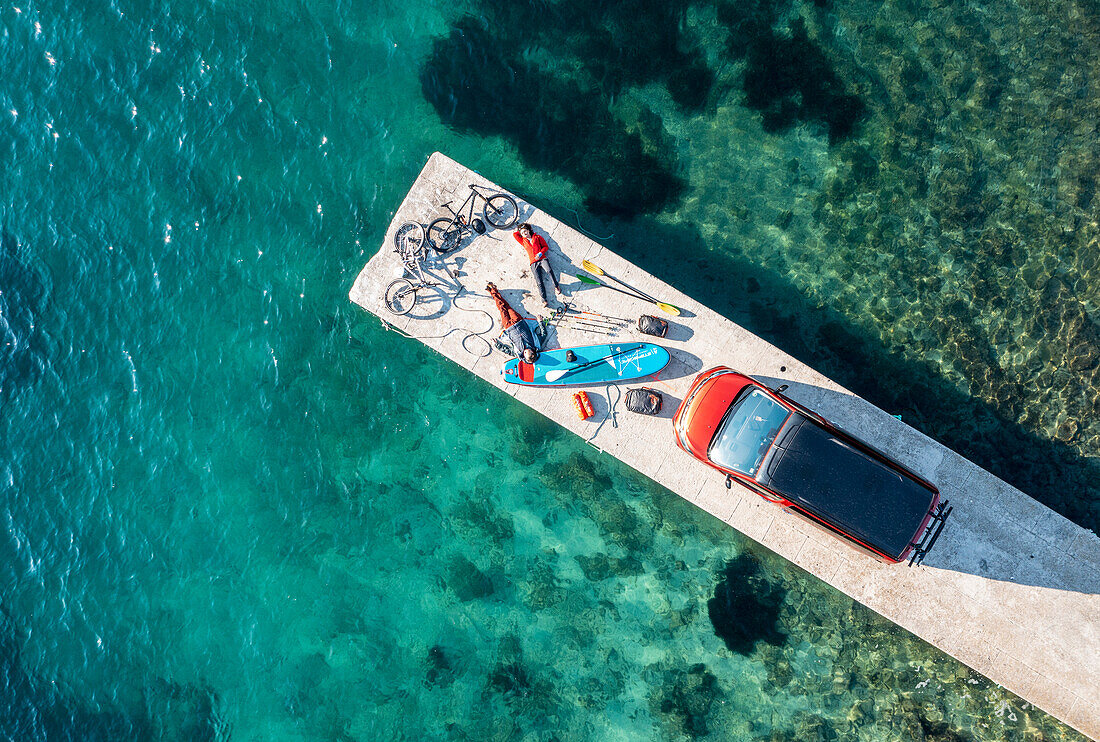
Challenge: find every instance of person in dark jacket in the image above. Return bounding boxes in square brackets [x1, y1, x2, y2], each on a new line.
[513, 222, 561, 307]
[487, 282, 538, 363]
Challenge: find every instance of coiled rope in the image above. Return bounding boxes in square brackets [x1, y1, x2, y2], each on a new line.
[379, 293, 496, 358]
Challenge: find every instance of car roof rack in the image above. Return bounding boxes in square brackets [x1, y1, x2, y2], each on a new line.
[908, 500, 953, 566]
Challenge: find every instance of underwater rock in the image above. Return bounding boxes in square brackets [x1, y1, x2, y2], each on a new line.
[592, 499, 652, 552]
[667, 601, 698, 631]
[707, 551, 788, 655]
[929, 147, 988, 227]
[792, 712, 837, 742]
[507, 407, 560, 466]
[450, 498, 515, 548]
[653, 663, 722, 738]
[903, 698, 973, 742]
[446, 555, 494, 602]
[539, 451, 612, 505]
[488, 661, 533, 701]
[520, 559, 566, 610]
[574, 552, 644, 581]
[575, 676, 615, 710]
[485, 635, 553, 709]
[758, 644, 794, 689]
[425, 645, 456, 687]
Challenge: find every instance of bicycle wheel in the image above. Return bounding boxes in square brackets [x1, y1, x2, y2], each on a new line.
[484, 194, 518, 229]
[427, 218, 462, 253]
[384, 278, 418, 315]
[393, 222, 425, 254]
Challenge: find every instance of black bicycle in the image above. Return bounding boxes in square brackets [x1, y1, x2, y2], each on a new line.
[427, 184, 519, 253]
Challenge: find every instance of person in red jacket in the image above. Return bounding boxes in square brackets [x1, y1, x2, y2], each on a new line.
[487, 282, 539, 363]
[513, 222, 561, 307]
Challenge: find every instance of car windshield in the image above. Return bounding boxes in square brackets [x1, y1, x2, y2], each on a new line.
[708, 388, 791, 477]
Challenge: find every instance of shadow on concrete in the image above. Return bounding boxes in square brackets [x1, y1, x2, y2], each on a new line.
[662, 319, 695, 344]
[723, 375, 1100, 594]
[532, 211, 1100, 542]
[667, 348, 706, 379]
[395, 282, 453, 322]
[664, 349, 705, 380]
[643, 389, 681, 421]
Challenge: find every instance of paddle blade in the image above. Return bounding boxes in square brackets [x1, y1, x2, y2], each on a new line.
[581, 259, 605, 276]
[544, 368, 567, 382]
[575, 272, 604, 286]
[656, 301, 682, 316]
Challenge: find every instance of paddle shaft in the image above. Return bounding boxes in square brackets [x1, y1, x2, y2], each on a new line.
[579, 262, 682, 314]
[558, 320, 620, 334]
[557, 323, 615, 336]
[544, 344, 642, 382]
[582, 259, 659, 302]
[559, 315, 625, 328]
[579, 276, 662, 305]
[601, 272, 657, 303]
[565, 307, 630, 323]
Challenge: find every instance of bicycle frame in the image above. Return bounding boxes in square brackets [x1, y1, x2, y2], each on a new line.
[439, 184, 496, 232]
[427, 185, 518, 254]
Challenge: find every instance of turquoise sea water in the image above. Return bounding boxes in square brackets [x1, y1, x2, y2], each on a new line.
[2, 0, 1096, 739]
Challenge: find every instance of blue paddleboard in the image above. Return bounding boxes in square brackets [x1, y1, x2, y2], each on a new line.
[501, 342, 670, 386]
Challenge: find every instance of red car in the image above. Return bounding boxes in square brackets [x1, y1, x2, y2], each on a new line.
[674, 368, 951, 565]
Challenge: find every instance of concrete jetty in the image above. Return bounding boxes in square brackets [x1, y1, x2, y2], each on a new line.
[351, 153, 1100, 739]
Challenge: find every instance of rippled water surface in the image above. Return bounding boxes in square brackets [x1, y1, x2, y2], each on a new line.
[2, 0, 1096, 739]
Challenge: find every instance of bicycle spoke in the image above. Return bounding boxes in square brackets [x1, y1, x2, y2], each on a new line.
[428, 217, 462, 253]
[484, 194, 518, 229]
[384, 278, 417, 315]
[393, 221, 425, 253]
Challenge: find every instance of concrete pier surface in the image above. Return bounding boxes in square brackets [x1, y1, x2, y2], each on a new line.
[351, 153, 1100, 739]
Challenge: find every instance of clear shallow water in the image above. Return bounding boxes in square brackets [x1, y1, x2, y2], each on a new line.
[0, 0, 1094, 739]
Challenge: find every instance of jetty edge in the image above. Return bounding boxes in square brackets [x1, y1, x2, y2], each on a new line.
[350, 152, 1100, 740]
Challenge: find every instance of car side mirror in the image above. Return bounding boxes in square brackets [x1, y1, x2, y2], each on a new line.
[725, 474, 733, 490]
[776, 384, 788, 394]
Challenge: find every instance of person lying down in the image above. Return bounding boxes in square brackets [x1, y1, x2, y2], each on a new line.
[486, 282, 540, 363]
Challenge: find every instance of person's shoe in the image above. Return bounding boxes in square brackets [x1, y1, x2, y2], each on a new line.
[486, 282, 496, 291]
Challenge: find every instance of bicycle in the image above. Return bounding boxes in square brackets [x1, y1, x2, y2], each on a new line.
[427, 184, 519, 254]
[385, 221, 444, 315]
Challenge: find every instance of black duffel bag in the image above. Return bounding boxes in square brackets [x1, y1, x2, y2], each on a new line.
[625, 387, 663, 416]
[637, 314, 668, 338]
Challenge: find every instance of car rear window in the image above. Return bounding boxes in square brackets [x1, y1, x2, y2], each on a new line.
[708, 388, 791, 477]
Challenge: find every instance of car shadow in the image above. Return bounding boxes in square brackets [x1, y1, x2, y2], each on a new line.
[534, 210, 1100, 536]
[752, 375, 1100, 595]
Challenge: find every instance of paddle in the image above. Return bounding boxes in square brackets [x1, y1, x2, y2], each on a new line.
[581, 260, 683, 315]
[543, 345, 642, 382]
[575, 273, 682, 316]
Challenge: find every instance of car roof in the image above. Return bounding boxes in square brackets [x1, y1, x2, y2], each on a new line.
[758, 416, 937, 560]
